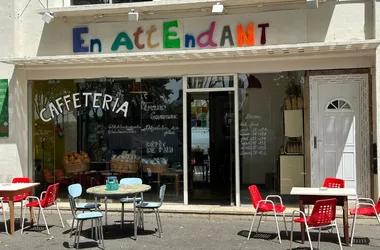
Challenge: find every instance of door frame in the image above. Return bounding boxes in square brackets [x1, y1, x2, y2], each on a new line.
[182, 74, 240, 206]
[307, 69, 372, 198]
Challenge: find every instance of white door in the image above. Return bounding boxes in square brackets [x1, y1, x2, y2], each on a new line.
[311, 75, 368, 197]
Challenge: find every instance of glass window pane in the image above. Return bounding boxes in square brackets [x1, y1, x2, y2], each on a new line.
[238, 71, 305, 206]
[31, 77, 183, 203]
[72, 0, 109, 5]
[188, 76, 233, 89]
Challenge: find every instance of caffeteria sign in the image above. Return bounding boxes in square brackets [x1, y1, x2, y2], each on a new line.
[40, 92, 129, 122]
[72, 15, 276, 54]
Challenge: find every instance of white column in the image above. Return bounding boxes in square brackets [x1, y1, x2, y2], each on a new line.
[375, 46, 380, 200]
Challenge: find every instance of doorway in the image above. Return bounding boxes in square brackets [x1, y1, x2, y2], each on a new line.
[310, 73, 370, 198]
[185, 75, 236, 205]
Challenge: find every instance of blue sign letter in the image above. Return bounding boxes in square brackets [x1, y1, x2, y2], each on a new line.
[73, 27, 89, 53]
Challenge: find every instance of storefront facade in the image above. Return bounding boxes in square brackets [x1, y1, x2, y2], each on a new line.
[0, 0, 380, 206]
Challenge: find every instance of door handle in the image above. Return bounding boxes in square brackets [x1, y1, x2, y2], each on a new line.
[314, 136, 317, 149]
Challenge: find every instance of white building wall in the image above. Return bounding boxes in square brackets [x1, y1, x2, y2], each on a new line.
[0, 0, 378, 187]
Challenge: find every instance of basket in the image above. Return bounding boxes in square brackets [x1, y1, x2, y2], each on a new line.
[142, 164, 169, 174]
[63, 161, 90, 174]
[111, 159, 139, 174]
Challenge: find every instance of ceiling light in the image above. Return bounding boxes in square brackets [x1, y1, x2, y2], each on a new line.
[306, 0, 318, 9]
[212, 2, 224, 13]
[42, 12, 54, 24]
[128, 9, 139, 22]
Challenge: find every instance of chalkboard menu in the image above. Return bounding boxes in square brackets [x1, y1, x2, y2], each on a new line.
[239, 114, 267, 157]
[141, 103, 182, 161]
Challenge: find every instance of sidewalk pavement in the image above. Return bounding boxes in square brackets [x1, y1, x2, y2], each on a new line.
[1, 213, 379, 250]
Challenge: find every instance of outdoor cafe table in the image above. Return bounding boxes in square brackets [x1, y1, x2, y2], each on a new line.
[0, 182, 40, 235]
[290, 187, 357, 246]
[86, 184, 151, 239]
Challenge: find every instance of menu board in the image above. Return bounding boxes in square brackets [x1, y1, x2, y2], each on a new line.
[239, 113, 267, 157]
[141, 103, 180, 156]
[0, 79, 8, 137]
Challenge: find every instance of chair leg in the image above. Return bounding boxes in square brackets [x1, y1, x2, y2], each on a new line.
[121, 203, 124, 229]
[317, 227, 321, 250]
[289, 220, 294, 250]
[20, 201, 23, 222]
[306, 226, 313, 250]
[56, 203, 65, 228]
[157, 209, 163, 234]
[100, 218, 105, 249]
[256, 212, 264, 233]
[154, 209, 161, 238]
[76, 221, 83, 250]
[350, 214, 358, 247]
[282, 212, 288, 236]
[70, 216, 75, 238]
[247, 210, 258, 240]
[335, 223, 343, 250]
[273, 212, 282, 244]
[74, 220, 80, 249]
[21, 203, 27, 234]
[39, 207, 50, 235]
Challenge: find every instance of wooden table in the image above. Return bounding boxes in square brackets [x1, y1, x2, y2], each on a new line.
[158, 171, 182, 197]
[87, 184, 151, 239]
[290, 187, 356, 246]
[0, 183, 40, 235]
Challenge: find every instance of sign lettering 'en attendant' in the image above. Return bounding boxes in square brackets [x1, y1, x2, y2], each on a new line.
[73, 20, 269, 53]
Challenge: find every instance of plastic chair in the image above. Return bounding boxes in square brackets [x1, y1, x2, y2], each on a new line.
[69, 190, 104, 250]
[55, 169, 69, 185]
[290, 198, 342, 250]
[68, 183, 101, 237]
[349, 197, 380, 247]
[21, 183, 64, 235]
[136, 184, 166, 238]
[43, 170, 54, 184]
[119, 178, 143, 228]
[323, 178, 345, 188]
[247, 185, 288, 243]
[0, 198, 8, 234]
[2, 177, 31, 220]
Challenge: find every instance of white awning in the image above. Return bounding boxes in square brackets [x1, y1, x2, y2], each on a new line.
[2, 41, 379, 68]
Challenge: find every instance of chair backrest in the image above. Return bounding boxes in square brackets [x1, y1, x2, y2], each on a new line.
[120, 178, 142, 185]
[68, 194, 78, 219]
[12, 177, 31, 198]
[43, 169, 53, 183]
[308, 198, 337, 227]
[68, 183, 82, 199]
[12, 177, 31, 183]
[55, 169, 65, 181]
[159, 184, 167, 206]
[248, 185, 263, 209]
[42, 183, 60, 208]
[323, 178, 345, 188]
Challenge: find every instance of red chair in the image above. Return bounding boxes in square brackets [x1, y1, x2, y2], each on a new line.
[247, 185, 288, 243]
[2, 177, 31, 220]
[349, 197, 380, 247]
[21, 183, 64, 235]
[290, 198, 342, 250]
[323, 178, 345, 188]
[55, 169, 69, 185]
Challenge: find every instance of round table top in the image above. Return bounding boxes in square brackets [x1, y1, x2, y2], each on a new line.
[86, 184, 151, 196]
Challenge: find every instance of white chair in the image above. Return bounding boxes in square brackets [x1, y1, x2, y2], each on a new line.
[0, 198, 8, 234]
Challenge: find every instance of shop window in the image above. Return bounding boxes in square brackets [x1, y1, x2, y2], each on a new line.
[187, 76, 233, 89]
[72, 0, 153, 5]
[31, 77, 183, 203]
[238, 71, 306, 205]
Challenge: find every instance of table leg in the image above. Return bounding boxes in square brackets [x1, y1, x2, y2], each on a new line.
[133, 196, 137, 240]
[104, 196, 108, 232]
[94, 196, 98, 240]
[29, 207, 34, 227]
[299, 198, 305, 244]
[9, 197, 14, 235]
[343, 198, 349, 246]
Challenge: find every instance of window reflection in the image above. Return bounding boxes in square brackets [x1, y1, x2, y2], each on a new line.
[31, 77, 183, 203]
